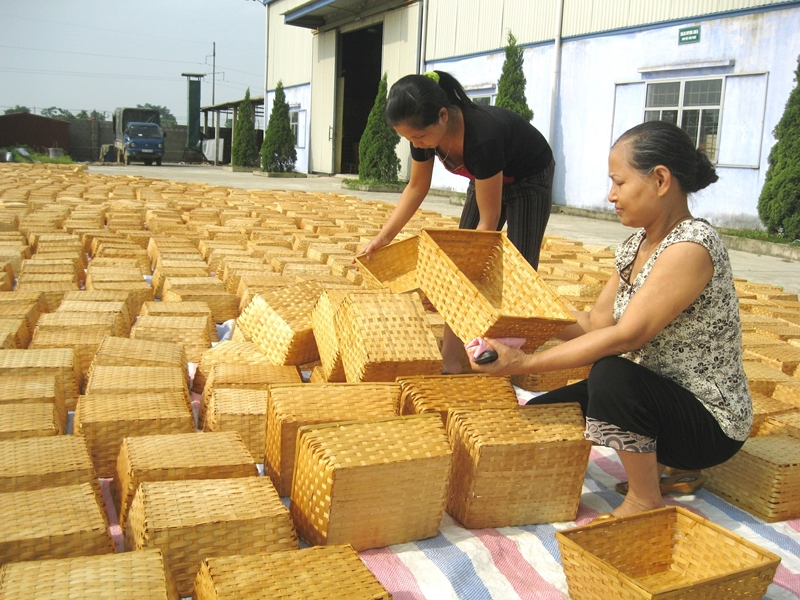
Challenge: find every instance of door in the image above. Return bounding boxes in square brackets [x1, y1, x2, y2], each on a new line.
[310, 29, 337, 174]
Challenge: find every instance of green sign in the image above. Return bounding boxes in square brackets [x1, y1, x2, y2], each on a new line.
[679, 26, 700, 45]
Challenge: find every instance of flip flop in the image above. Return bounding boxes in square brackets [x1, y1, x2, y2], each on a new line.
[614, 472, 705, 496]
[591, 512, 618, 524]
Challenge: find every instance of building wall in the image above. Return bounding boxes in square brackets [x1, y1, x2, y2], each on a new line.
[267, 0, 313, 89]
[0, 113, 70, 154]
[265, 83, 312, 173]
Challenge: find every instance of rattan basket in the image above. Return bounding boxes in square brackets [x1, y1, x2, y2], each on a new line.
[85, 365, 189, 408]
[265, 382, 400, 496]
[335, 292, 442, 382]
[125, 477, 298, 598]
[194, 545, 390, 600]
[35, 312, 118, 339]
[0, 483, 113, 566]
[161, 288, 239, 323]
[416, 229, 575, 350]
[89, 336, 188, 384]
[0, 373, 66, 432]
[130, 315, 211, 363]
[56, 299, 131, 335]
[236, 283, 323, 366]
[84, 281, 153, 316]
[114, 430, 258, 527]
[0, 318, 28, 350]
[398, 374, 519, 425]
[0, 402, 61, 439]
[192, 341, 271, 394]
[14, 281, 78, 312]
[29, 328, 108, 392]
[556, 506, 780, 599]
[73, 391, 195, 478]
[0, 302, 40, 340]
[354, 235, 427, 298]
[749, 392, 796, 436]
[0, 548, 179, 600]
[203, 388, 269, 460]
[447, 404, 590, 528]
[290, 414, 451, 551]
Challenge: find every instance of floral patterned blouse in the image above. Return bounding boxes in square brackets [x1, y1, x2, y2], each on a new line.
[613, 218, 752, 441]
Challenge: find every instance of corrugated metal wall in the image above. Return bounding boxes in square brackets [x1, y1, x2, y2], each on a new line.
[268, 0, 314, 89]
[424, 0, 794, 61]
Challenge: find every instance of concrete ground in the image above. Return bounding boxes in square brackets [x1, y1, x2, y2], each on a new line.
[88, 163, 800, 295]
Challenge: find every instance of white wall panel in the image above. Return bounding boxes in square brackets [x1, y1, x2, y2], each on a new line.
[717, 73, 768, 167]
[268, 0, 313, 88]
[309, 30, 338, 174]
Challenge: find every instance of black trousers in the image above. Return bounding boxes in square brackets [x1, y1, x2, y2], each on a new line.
[460, 159, 555, 269]
[529, 356, 744, 470]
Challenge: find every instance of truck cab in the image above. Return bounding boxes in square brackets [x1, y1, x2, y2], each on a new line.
[122, 122, 166, 166]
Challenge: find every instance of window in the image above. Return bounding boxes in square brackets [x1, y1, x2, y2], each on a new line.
[472, 95, 493, 106]
[289, 109, 306, 148]
[644, 78, 721, 160]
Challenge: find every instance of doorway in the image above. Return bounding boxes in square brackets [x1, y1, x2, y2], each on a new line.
[337, 25, 383, 174]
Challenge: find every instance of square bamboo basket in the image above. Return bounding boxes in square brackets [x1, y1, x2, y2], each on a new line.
[114, 430, 258, 527]
[199, 362, 302, 427]
[0, 303, 40, 340]
[89, 336, 187, 379]
[0, 373, 65, 431]
[139, 299, 219, 344]
[703, 418, 800, 522]
[35, 312, 118, 338]
[84, 281, 153, 317]
[0, 317, 30, 349]
[416, 230, 576, 350]
[354, 235, 427, 299]
[290, 414, 452, 551]
[556, 506, 780, 599]
[194, 545, 390, 600]
[130, 315, 211, 363]
[446, 404, 590, 528]
[203, 388, 269, 460]
[0, 403, 61, 439]
[265, 382, 400, 496]
[192, 341, 272, 394]
[14, 281, 78, 312]
[398, 374, 519, 425]
[29, 328, 108, 392]
[125, 477, 298, 598]
[335, 292, 442, 382]
[311, 288, 390, 383]
[0, 548, 179, 600]
[85, 365, 189, 409]
[236, 282, 323, 366]
[0, 483, 114, 567]
[73, 391, 195, 478]
[161, 288, 239, 323]
[56, 299, 131, 336]
[749, 392, 796, 436]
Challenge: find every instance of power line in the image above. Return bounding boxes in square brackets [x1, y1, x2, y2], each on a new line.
[0, 44, 206, 68]
[0, 67, 181, 82]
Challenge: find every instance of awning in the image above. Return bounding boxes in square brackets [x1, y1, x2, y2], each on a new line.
[284, 0, 406, 29]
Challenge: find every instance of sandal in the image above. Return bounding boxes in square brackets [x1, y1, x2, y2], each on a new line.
[614, 472, 706, 496]
[591, 513, 618, 523]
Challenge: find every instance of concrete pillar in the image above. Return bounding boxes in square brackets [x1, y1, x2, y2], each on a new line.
[214, 110, 220, 166]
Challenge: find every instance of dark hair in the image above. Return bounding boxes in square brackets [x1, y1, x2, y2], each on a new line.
[385, 70, 474, 129]
[613, 120, 719, 194]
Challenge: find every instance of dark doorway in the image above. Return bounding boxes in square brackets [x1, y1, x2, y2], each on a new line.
[338, 25, 383, 174]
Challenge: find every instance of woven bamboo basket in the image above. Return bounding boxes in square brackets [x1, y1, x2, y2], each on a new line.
[130, 315, 210, 364]
[152, 263, 209, 298]
[354, 235, 428, 297]
[204, 388, 269, 460]
[703, 422, 800, 522]
[14, 281, 78, 311]
[125, 477, 297, 597]
[290, 414, 451, 551]
[265, 383, 400, 497]
[84, 281, 153, 316]
[416, 230, 576, 350]
[161, 276, 225, 296]
[0, 303, 40, 340]
[192, 340, 271, 393]
[744, 344, 800, 376]
[161, 288, 239, 323]
[73, 391, 195, 478]
[0, 292, 46, 318]
[0, 548, 179, 600]
[335, 292, 442, 382]
[0, 317, 29, 349]
[0, 373, 65, 432]
[89, 336, 188, 386]
[194, 544, 390, 600]
[236, 283, 323, 366]
[311, 289, 390, 383]
[199, 362, 301, 426]
[35, 311, 118, 338]
[743, 360, 796, 396]
[446, 404, 590, 528]
[21, 257, 83, 283]
[750, 392, 797, 436]
[85, 365, 189, 409]
[774, 381, 800, 407]
[114, 430, 258, 527]
[0, 348, 80, 411]
[61, 290, 137, 328]
[17, 273, 77, 286]
[556, 506, 780, 599]
[398, 374, 519, 426]
[29, 328, 107, 392]
[511, 364, 593, 392]
[0, 483, 114, 566]
[140, 300, 217, 342]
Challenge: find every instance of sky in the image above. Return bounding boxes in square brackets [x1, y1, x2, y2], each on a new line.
[0, 0, 267, 125]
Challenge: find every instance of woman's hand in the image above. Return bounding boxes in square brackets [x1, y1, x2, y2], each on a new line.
[357, 233, 392, 262]
[467, 337, 530, 376]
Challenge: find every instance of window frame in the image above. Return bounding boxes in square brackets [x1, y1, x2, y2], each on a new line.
[289, 108, 306, 149]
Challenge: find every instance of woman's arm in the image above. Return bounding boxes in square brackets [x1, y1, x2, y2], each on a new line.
[556, 272, 620, 340]
[471, 241, 714, 376]
[360, 158, 434, 259]
[473, 172, 504, 231]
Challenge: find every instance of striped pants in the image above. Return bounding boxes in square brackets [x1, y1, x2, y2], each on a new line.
[459, 158, 555, 269]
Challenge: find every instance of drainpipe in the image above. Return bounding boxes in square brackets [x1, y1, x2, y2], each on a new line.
[263, 2, 270, 169]
[548, 0, 564, 146]
[417, 0, 428, 74]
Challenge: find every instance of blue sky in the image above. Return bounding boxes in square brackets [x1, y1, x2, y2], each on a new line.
[0, 1, 267, 124]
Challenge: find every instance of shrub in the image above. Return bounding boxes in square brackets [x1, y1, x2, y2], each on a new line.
[495, 31, 533, 121]
[261, 81, 297, 173]
[358, 73, 400, 184]
[758, 55, 800, 241]
[231, 88, 259, 168]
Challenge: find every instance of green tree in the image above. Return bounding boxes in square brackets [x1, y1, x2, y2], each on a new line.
[41, 107, 76, 120]
[231, 88, 260, 168]
[4, 105, 30, 115]
[136, 103, 177, 125]
[495, 31, 533, 122]
[261, 81, 297, 172]
[758, 54, 800, 241]
[358, 73, 400, 183]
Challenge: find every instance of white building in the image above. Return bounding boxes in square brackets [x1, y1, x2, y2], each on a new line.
[262, 0, 800, 227]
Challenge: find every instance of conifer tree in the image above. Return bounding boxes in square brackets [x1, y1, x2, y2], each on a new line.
[496, 31, 533, 122]
[758, 54, 800, 241]
[261, 81, 297, 173]
[359, 73, 401, 184]
[231, 88, 259, 167]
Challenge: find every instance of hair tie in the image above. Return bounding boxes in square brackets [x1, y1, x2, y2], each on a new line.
[423, 71, 440, 84]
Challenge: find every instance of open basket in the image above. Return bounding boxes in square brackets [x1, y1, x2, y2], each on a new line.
[416, 229, 575, 351]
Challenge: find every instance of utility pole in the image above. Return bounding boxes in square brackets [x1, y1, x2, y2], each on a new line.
[212, 42, 216, 106]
